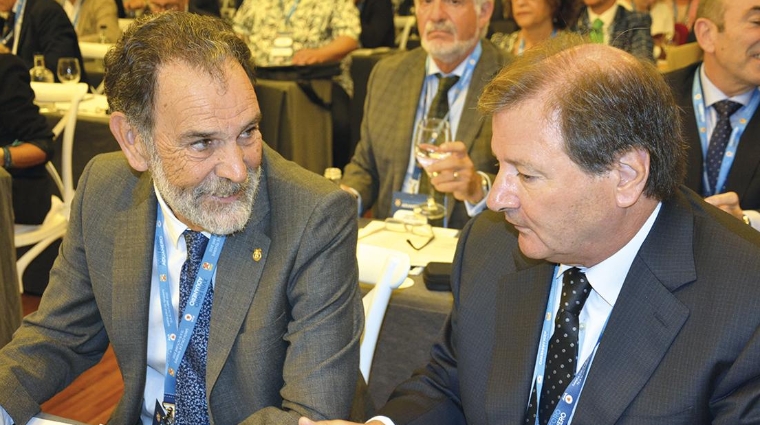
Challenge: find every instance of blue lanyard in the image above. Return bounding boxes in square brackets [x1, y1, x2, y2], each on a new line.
[279, 0, 299, 25]
[529, 270, 607, 425]
[154, 208, 225, 406]
[691, 67, 760, 196]
[2, 0, 25, 53]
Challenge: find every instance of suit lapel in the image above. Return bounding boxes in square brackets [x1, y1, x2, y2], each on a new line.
[205, 163, 272, 391]
[486, 255, 554, 424]
[392, 52, 426, 188]
[725, 105, 760, 200]
[677, 64, 705, 192]
[574, 195, 695, 423]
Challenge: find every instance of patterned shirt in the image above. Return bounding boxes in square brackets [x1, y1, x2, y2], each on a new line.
[232, 0, 360, 67]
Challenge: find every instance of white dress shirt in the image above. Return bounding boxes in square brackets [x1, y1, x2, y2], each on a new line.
[370, 203, 662, 425]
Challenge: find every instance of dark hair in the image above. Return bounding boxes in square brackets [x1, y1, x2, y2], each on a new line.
[479, 33, 686, 200]
[103, 12, 256, 140]
[696, 0, 726, 31]
[504, 0, 581, 30]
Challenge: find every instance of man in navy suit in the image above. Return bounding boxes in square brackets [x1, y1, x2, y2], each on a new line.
[664, 0, 760, 230]
[302, 33, 760, 425]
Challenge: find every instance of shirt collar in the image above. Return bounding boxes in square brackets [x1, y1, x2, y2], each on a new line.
[154, 185, 210, 249]
[557, 202, 662, 307]
[699, 64, 756, 108]
[587, 2, 619, 29]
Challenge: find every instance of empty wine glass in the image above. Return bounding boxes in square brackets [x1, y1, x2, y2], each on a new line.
[413, 117, 451, 220]
[57, 57, 81, 84]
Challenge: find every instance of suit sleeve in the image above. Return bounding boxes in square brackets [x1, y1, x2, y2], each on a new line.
[0, 157, 111, 425]
[239, 189, 364, 423]
[342, 63, 384, 214]
[375, 219, 483, 424]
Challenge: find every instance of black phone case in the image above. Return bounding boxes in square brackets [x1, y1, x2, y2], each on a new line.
[423, 262, 453, 292]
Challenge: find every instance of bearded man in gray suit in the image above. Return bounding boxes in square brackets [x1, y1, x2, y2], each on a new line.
[341, 0, 507, 229]
[0, 13, 363, 425]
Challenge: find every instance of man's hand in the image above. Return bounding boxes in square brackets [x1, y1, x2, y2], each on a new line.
[704, 191, 744, 220]
[298, 418, 383, 425]
[424, 141, 485, 204]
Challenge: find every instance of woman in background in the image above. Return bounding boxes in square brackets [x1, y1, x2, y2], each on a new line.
[491, 0, 580, 56]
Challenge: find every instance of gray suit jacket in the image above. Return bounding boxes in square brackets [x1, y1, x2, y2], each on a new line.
[380, 187, 760, 424]
[665, 62, 760, 210]
[575, 6, 654, 62]
[342, 41, 506, 229]
[0, 146, 363, 424]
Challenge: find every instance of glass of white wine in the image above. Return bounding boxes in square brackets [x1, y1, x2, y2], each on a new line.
[56, 57, 81, 84]
[413, 117, 451, 220]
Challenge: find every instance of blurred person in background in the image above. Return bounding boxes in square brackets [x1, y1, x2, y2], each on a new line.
[58, 0, 121, 43]
[122, 0, 220, 16]
[573, 0, 654, 61]
[0, 0, 86, 82]
[340, 0, 506, 229]
[0, 53, 54, 225]
[356, 0, 395, 48]
[232, 0, 359, 67]
[491, 0, 580, 55]
[664, 0, 760, 230]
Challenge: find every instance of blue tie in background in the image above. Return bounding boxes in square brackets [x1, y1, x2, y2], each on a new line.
[175, 230, 213, 424]
[705, 100, 742, 196]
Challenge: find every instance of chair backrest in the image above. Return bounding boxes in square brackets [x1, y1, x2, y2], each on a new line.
[30, 82, 89, 205]
[394, 15, 416, 51]
[662, 42, 703, 73]
[357, 244, 410, 383]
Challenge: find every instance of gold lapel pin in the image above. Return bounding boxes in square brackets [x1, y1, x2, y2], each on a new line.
[253, 248, 263, 262]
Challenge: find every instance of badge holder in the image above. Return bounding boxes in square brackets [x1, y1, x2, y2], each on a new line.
[269, 31, 294, 65]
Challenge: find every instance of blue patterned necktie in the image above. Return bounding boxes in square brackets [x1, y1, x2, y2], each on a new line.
[704, 100, 742, 196]
[525, 268, 592, 425]
[175, 230, 212, 425]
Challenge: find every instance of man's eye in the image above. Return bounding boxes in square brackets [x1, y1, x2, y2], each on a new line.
[517, 172, 536, 182]
[190, 139, 214, 151]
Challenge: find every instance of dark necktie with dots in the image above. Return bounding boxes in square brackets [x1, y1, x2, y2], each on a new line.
[525, 267, 592, 425]
[175, 230, 213, 425]
[704, 100, 742, 196]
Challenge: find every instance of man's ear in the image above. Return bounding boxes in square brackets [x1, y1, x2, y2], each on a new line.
[693, 17, 716, 54]
[478, 0, 494, 29]
[109, 112, 149, 172]
[614, 148, 650, 208]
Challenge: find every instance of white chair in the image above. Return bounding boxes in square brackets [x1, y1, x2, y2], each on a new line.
[357, 244, 410, 383]
[393, 15, 416, 51]
[14, 82, 88, 293]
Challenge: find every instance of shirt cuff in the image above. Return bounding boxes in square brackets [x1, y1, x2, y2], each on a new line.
[0, 406, 14, 425]
[464, 171, 491, 217]
[343, 186, 363, 217]
[367, 416, 395, 425]
[744, 209, 760, 231]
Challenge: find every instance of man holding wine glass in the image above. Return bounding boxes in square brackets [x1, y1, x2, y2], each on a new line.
[341, 0, 508, 228]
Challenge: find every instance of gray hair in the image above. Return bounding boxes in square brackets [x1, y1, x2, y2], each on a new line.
[103, 12, 256, 142]
[479, 33, 686, 200]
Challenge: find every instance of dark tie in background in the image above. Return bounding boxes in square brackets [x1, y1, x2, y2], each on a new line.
[418, 74, 460, 209]
[525, 267, 592, 425]
[704, 100, 742, 196]
[175, 230, 213, 425]
[590, 18, 604, 44]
